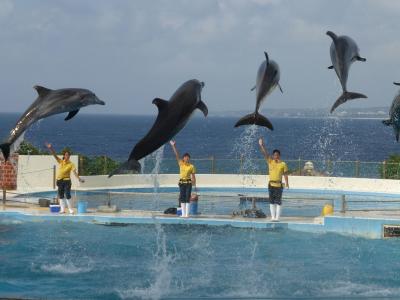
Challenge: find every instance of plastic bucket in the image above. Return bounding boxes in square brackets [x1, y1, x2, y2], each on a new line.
[49, 204, 60, 213]
[177, 208, 182, 216]
[77, 201, 88, 214]
[190, 201, 198, 215]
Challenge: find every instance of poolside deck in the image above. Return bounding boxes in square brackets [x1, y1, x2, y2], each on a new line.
[3, 201, 400, 239]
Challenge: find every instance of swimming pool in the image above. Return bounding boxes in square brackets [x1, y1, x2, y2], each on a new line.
[1, 216, 400, 299]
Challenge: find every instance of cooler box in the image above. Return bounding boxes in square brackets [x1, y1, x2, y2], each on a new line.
[49, 204, 60, 213]
[77, 201, 88, 214]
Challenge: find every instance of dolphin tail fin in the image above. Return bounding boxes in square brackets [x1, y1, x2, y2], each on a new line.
[234, 113, 274, 130]
[383, 119, 393, 126]
[330, 91, 367, 113]
[0, 143, 11, 161]
[108, 159, 141, 178]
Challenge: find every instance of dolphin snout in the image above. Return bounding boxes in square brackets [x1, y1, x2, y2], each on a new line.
[96, 97, 105, 105]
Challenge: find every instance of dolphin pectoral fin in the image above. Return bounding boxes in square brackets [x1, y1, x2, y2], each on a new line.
[65, 109, 80, 121]
[383, 119, 393, 126]
[33, 85, 52, 98]
[0, 143, 11, 161]
[152, 98, 169, 112]
[108, 159, 141, 177]
[355, 55, 366, 62]
[250, 85, 256, 91]
[278, 83, 283, 93]
[330, 91, 368, 113]
[234, 113, 273, 130]
[394, 82, 400, 86]
[196, 100, 208, 117]
[328, 65, 334, 69]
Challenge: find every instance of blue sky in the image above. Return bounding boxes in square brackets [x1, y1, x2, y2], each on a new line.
[0, 0, 399, 115]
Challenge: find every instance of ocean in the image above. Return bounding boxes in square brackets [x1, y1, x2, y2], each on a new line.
[1, 112, 398, 162]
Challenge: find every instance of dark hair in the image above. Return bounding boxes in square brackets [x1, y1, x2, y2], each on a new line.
[182, 153, 191, 158]
[63, 150, 71, 158]
[272, 149, 281, 155]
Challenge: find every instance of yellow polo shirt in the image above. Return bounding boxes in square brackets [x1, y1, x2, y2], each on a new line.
[56, 158, 76, 180]
[267, 158, 288, 187]
[179, 160, 196, 180]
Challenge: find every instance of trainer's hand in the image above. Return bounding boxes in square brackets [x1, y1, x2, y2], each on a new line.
[45, 142, 52, 149]
[258, 138, 264, 147]
[285, 183, 289, 189]
[169, 140, 176, 146]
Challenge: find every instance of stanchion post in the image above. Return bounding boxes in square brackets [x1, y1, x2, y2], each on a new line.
[2, 188, 6, 207]
[340, 195, 346, 214]
[355, 160, 360, 178]
[298, 158, 302, 175]
[53, 165, 56, 189]
[382, 160, 387, 179]
[210, 156, 215, 174]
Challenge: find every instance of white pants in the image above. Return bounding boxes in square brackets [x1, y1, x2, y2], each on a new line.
[60, 198, 73, 213]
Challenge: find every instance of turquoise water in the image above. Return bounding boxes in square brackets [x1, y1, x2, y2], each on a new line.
[1, 217, 400, 299]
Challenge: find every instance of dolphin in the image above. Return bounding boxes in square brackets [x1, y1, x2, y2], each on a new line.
[0, 85, 105, 160]
[327, 31, 367, 113]
[382, 82, 400, 142]
[234, 51, 282, 130]
[109, 79, 208, 177]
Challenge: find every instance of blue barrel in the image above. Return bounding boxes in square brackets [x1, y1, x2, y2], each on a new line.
[190, 201, 198, 215]
[77, 201, 88, 214]
[176, 208, 182, 216]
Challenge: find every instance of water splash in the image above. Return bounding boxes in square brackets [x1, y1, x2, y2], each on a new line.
[149, 146, 165, 211]
[232, 125, 261, 187]
[119, 223, 176, 300]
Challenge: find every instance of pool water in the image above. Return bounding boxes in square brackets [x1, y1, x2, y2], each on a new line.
[1, 217, 400, 299]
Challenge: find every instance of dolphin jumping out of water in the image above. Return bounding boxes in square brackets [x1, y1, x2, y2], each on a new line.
[109, 79, 208, 177]
[327, 31, 367, 113]
[383, 82, 400, 142]
[234, 51, 282, 130]
[0, 86, 105, 160]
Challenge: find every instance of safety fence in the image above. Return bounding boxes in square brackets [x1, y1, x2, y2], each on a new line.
[78, 156, 400, 179]
[11, 189, 400, 218]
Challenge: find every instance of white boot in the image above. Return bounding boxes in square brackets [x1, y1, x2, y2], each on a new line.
[269, 204, 276, 221]
[66, 199, 74, 214]
[59, 198, 66, 213]
[275, 205, 282, 222]
[185, 203, 191, 217]
[180, 203, 186, 218]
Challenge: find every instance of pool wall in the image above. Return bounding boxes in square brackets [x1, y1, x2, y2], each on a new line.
[13, 156, 400, 196]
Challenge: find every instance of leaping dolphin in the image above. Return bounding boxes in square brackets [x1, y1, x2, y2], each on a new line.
[383, 82, 400, 142]
[109, 79, 208, 177]
[234, 51, 282, 130]
[0, 86, 105, 160]
[327, 31, 367, 113]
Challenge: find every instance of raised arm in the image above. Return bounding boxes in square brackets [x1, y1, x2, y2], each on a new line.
[191, 173, 197, 191]
[169, 140, 180, 163]
[45, 142, 61, 163]
[258, 138, 270, 161]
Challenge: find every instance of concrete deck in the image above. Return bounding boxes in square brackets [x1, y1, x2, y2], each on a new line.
[3, 201, 400, 239]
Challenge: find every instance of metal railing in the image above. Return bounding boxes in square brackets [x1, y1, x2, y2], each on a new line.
[78, 156, 400, 179]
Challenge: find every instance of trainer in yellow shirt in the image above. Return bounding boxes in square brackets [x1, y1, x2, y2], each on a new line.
[170, 140, 197, 218]
[258, 138, 289, 222]
[46, 142, 84, 214]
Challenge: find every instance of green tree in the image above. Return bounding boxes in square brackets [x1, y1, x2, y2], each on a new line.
[381, 154, 400, 179]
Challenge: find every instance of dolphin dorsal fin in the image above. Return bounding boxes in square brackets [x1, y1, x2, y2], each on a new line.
[34, 85, 52, 98]
[326, 31, 338, 43]
[264, 51, 269, 65]
[152, 98, 169, 112]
